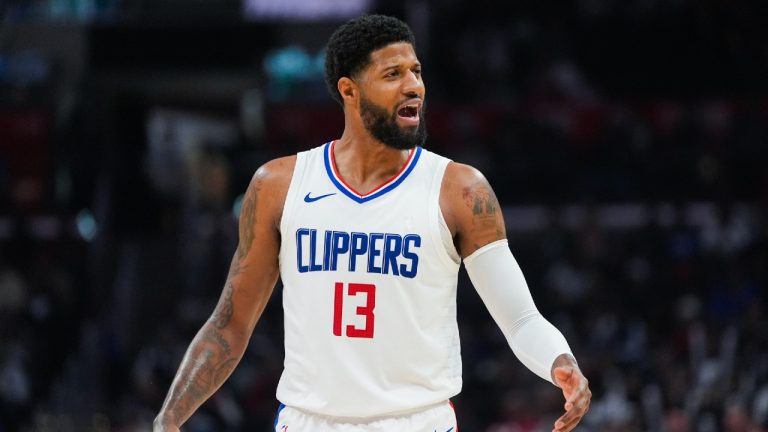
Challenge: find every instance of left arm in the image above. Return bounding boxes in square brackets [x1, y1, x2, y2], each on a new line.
[440, 162, 591, 432]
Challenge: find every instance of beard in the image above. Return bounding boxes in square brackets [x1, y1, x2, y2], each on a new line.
[359, 96, 427, 150]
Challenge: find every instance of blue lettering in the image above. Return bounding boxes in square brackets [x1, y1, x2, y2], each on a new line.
[330, 231, 350, 271]
[295, 228, 420, 278]
[383, 234, 403, 276]
[323, 230, 332, 271]
[309, 229, 323, 272]
[296, 228, 310, 273]
[367, 233, 385, 274]
[349, 232, 368, 272]
[400, 234, 421, 278]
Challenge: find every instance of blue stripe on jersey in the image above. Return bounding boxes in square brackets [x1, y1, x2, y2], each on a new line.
[273, 403, 285, 430]
[323, 141, 423, 203]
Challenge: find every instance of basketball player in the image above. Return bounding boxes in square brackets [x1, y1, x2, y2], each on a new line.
[154, 15, 591, 432]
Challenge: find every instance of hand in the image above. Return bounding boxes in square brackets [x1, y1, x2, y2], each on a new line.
[552, 366, 591, 432]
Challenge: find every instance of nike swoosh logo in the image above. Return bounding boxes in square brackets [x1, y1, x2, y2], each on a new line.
[304, 192, 336, 203]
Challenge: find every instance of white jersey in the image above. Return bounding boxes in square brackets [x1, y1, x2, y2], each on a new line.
[276, 141, 462, 418]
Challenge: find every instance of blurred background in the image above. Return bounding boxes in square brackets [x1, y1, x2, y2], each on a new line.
[1, 0, 767, 431]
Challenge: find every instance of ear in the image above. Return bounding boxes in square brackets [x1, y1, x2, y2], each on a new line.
[337, 77, 358, 105]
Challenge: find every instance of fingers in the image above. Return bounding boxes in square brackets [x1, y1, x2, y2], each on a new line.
[553, 370, 591, 432]
[553, 396, 591, 432]
[555, 398, 590, 430]
[553, 411, 584, 432]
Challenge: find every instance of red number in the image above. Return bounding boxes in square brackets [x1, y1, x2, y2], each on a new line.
[333, 282, 344, 336]
[346, 283, 375, 338]
[332, 282, 376, 339]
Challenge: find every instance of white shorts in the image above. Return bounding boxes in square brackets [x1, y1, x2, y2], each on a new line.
[273, 401, 458, 432]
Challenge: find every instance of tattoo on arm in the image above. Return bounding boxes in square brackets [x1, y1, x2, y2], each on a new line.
[162, 268, 243, 425]
[209, 281, 234, 329]
[237, 175, 262, 260]
[165, 326, 240, 424]
[209, 238, 251, 330]
[187, 255, 241, 407]
[210, 174, 260, 330]
[162, 212, 251, 424]
[462, 178, 506, 251]
[162, 292, 242, 425]
[158, 170, 276, 428]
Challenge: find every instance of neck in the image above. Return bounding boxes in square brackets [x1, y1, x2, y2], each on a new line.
[333, 123, 411, 194]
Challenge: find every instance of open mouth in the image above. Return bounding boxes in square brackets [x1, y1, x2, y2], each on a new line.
[397, 105, 419, 118]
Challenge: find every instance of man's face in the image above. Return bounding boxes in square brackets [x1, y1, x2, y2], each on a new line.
[356, 42, 426, 150]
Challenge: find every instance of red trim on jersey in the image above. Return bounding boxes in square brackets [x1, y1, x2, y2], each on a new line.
[329, 140, 416, 198]
[450, 400, 459, 432]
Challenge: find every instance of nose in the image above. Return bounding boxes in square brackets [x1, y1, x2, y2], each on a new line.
[402, 70, 424, 97]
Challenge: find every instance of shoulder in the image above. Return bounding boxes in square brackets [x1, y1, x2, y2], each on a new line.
[253, 155, 297, 185]
[243, 155, 297, 229]
[247, 155, 297, 196]
[440, 162, 495, 218]
[440, 162, 505, 257]
[442, 161, 487, 190]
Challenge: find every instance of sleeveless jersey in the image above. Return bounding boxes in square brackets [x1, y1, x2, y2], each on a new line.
[276, 141, 462, 418]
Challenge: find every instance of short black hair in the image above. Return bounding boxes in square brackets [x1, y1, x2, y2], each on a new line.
[324, 14, 416, 105]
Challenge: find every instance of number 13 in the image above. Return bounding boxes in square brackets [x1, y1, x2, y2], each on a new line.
[333, 282, 376, 338]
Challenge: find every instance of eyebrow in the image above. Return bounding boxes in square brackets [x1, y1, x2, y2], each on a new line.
[379, 62, 420, 72]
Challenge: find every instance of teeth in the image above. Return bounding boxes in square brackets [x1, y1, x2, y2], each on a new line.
[398, 104, 419, 118]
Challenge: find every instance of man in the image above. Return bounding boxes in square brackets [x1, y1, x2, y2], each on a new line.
[154, 14, 591, 432]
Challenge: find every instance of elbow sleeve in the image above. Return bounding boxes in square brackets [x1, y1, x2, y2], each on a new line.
[463, 240, 572, 383]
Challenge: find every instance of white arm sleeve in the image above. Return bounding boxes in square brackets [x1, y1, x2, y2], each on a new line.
[463, 239, 572, 384]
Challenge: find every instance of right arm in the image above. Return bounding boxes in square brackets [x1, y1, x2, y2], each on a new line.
[153, 156, 295, 431]
[441, 162, 591, 432]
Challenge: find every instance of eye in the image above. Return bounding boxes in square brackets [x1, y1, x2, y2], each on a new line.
[385, 70, 400, 78]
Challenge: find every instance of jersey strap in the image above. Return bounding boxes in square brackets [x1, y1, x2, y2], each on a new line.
[323, 140, 423, 203]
